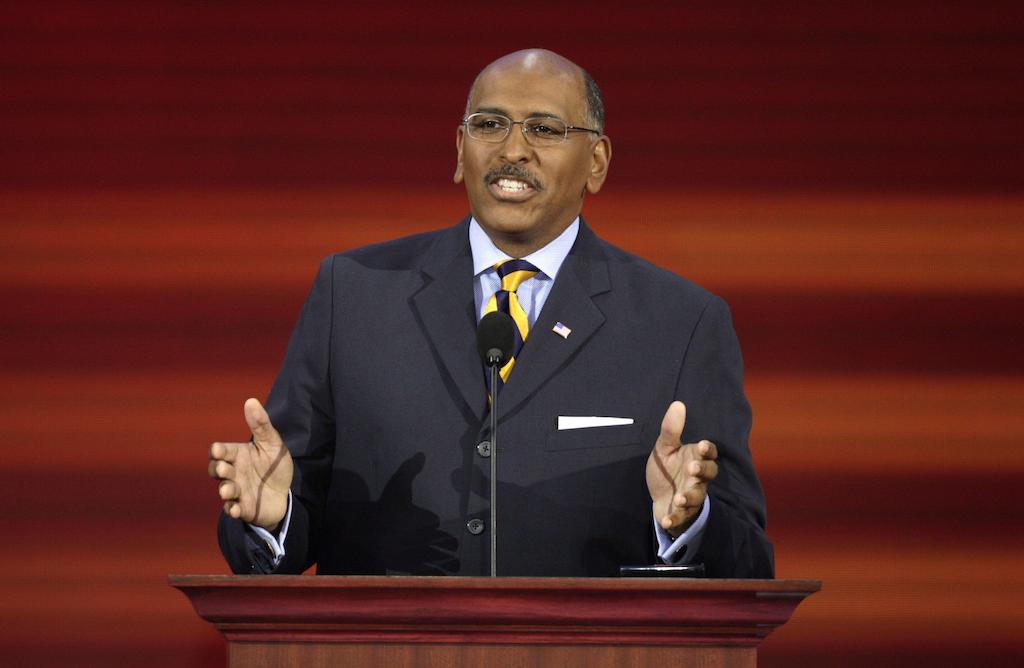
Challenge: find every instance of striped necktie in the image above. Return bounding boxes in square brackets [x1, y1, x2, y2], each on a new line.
[483, 258, 540, 388]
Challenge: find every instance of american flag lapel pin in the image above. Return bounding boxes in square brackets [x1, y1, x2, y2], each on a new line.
[552, 321, 572, 339]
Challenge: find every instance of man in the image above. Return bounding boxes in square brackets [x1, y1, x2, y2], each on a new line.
[210, 49, 773, 578]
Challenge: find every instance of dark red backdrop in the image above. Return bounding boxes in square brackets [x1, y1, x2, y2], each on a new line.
[2, 2, 1022, 666]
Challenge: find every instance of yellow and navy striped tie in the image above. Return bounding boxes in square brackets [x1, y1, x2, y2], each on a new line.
[483, 258, 540, 390]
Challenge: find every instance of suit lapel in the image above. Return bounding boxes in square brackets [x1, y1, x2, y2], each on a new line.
[497, 222, 611, 420]
[411, 220, 488, 420]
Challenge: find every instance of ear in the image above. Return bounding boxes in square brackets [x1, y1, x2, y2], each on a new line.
[453, 126, 465, 184]
[585, 134, 612, 194]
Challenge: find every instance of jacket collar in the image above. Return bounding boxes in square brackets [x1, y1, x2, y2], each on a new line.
[412, 216, 611, 421]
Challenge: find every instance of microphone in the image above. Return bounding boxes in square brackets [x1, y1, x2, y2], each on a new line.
[476, 311, 513, 577]
[477, 311, 514, 369]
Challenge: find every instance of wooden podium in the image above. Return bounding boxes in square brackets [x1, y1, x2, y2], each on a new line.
[171, 575, 818, 667]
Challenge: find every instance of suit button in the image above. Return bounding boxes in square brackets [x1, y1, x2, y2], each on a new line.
[476, 441, 491, 457]
[466, 518, 485, 535]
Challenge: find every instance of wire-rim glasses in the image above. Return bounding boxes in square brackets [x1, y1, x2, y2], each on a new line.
[463, 112, 599, 146]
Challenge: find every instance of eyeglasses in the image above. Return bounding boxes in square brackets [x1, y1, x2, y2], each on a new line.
[462, 112, 599, 146]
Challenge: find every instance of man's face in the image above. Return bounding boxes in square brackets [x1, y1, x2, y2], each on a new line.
[454, 59, 611, 256]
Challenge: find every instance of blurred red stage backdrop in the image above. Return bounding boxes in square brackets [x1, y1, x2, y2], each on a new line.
[1, 2, 1022, 666]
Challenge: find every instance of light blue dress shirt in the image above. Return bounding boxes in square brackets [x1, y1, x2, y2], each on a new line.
[468, 216, 576, 323]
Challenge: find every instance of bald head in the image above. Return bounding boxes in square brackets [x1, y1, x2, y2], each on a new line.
[465, 49, 605, 133]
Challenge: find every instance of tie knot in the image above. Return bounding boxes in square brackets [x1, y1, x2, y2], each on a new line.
[495, 259, 540, 292]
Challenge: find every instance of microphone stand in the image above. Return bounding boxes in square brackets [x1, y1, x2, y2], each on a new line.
[488, 361, 500, 577]
[478, 310, 512, 578]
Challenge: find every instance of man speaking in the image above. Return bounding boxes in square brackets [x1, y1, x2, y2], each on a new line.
[208, 49, 773, 578]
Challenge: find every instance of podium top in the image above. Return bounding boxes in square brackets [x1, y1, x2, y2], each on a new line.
[170, 573, 819, 591]
[170, 575, 820, 647]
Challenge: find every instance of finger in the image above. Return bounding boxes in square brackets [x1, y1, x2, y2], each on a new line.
[687, 458, 719, 482]
[218, 480, 239, 501]
[654, 401, 687, 455]
[661, 507, 695, 531]
[209, 441, 238, 463]
[660, 513, 680, 530]
[243, 398, 282, 448]
[224, 501, 242, 519]
[209, 460, 235, 480]
[673, 485, 708, 509]
[698, 440, 718, 461]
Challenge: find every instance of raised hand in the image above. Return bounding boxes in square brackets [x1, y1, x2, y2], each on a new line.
[208, 398, 293, 531]
[645, 401, 719, 537]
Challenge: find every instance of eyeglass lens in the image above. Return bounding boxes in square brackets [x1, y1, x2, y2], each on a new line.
[465, 113, 568, 144]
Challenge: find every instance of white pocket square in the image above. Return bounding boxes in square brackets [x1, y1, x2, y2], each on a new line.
[557, 416, 635, 430]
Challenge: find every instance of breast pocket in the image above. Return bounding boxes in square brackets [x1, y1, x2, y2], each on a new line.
[545, 422, 645, 452]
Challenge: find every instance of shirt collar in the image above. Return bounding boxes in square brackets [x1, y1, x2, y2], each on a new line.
[469, 216, 580, 280]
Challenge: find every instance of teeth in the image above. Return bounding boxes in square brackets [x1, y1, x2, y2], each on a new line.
[496, 178, 529, 192]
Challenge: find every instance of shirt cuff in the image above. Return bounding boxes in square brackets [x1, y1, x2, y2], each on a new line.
[246, 490, 292, 567]
[654, 495, 710, 564]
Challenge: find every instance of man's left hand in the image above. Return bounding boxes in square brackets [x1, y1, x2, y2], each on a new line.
[646, 401, 719, 537]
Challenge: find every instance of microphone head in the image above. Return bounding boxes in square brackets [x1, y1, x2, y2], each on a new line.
[477, 311, 515, 367]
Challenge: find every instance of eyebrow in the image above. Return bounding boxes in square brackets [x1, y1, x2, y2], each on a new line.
[474, 106, 566, 121]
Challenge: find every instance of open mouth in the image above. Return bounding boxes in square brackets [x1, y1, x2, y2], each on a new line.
[486, 171, 540, 202]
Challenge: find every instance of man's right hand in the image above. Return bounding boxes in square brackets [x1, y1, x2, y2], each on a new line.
[208, 398, 294, 531]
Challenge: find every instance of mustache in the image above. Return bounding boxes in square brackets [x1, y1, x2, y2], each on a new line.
[484, 165, 542, 191]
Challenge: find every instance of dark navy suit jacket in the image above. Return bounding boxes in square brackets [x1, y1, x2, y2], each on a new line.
[219, 218, 773, 578]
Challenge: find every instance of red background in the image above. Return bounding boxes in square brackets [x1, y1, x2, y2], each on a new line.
[2, 2, 1022, 666]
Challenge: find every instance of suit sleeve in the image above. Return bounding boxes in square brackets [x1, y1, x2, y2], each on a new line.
[218, 256, 337, 574]
[676, 295, 774, 578]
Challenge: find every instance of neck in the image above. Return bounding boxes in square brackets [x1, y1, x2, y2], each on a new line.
[484, 222, 576, 259]
[488, 236, 546, 258]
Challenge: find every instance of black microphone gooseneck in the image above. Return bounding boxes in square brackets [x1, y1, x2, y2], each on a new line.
[476, 311, 514, 577]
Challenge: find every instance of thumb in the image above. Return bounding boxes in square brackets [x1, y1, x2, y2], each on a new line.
[243, 398, 281, 447]
[655, 401, 686, 455]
